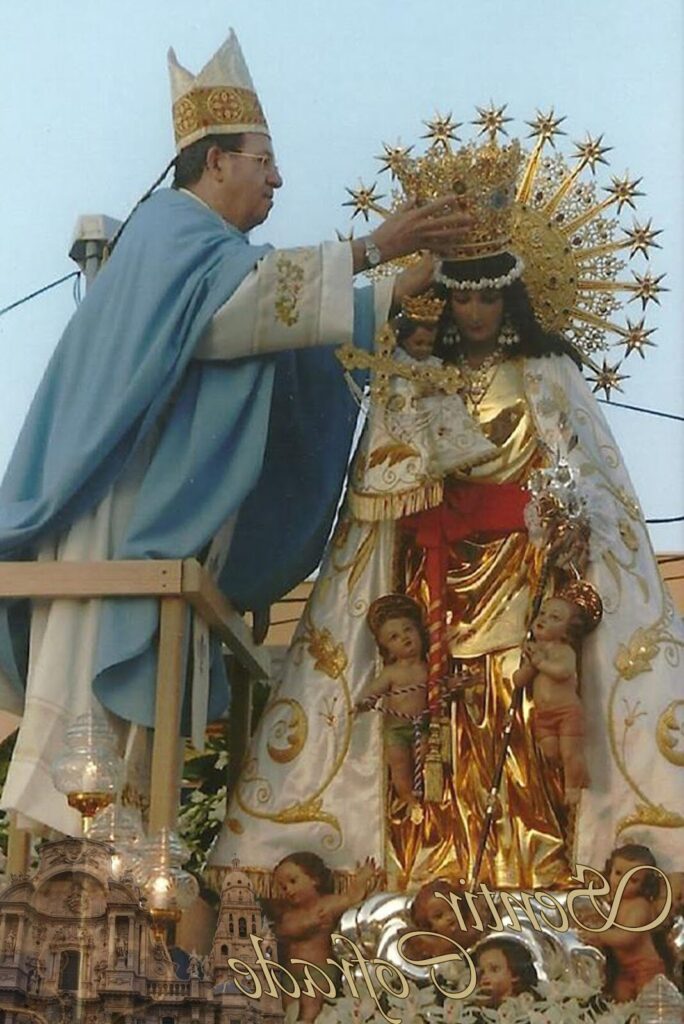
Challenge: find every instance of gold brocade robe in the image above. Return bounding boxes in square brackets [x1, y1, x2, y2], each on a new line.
[394, 359, 571, 889]
[211, 355, 684, 896]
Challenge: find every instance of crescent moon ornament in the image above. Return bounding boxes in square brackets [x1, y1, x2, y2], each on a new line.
[266, 699, 308, 764]
[656, 701, 684, 767]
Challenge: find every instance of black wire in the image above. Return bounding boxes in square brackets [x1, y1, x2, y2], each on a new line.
[0, 271, 683, 526]
[0, 271, 81, 318]
[598, 398, 684, 423]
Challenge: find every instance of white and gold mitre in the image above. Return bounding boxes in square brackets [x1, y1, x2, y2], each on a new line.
[168, 29, 269, 152]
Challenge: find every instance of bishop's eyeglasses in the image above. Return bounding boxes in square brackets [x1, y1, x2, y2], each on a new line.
[228, 151, 280, 174]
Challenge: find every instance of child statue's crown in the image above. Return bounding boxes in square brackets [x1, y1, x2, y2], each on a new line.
[557, 579, 603, 631]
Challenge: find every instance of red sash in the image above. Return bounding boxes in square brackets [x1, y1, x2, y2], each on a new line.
[401, 480, 529, 709]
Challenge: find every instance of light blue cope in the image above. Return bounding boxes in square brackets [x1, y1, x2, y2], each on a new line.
[0, 189, 375, 730]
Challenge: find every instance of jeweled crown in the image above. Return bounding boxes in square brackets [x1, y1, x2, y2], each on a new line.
[557, 579, 603, 632]
[392, 140, 523, 260]
[401, 292, 445, 324]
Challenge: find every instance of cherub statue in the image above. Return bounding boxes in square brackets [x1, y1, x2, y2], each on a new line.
[356, 594, 429, 817]
[513, 580, 602, 804]
[267, 851, 381, 1022]
[578, 843, 677, 1002]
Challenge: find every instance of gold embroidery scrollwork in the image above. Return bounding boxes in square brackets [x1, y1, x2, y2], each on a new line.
[614, 624, 663, 680]
[274, 255, 305, 326]
[271, 796, 340, 838]
[617, 803, 684, 835]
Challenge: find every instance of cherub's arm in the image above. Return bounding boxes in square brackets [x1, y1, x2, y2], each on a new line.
[317, 859, 382, 921]
[512, 640, 536, 689]
[578, 897, 656, 949]
[528, 641, 577, 681]
[354, 667, 394, 713]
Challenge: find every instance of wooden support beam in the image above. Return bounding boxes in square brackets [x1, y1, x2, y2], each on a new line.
[0, 560, 184, 599]
[181, 560, 269, 679]
[226, 661, 253, 799]
[149, 598, 187, 834]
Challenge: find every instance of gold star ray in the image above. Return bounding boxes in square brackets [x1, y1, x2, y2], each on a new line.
[623, 219, 663, 260]
[604, 173, 643, 213]
[619, 317, 656, 359]
[525, 108, 567, 147]
[375, 142, 414, 178]
[628, 271, 668, 309]
[472, 103, 512, 141]
[422, 113, 461, 149]
[587, 359, 629, 400]
[342, 183, 387, 221]
[573, 134, 612, 173]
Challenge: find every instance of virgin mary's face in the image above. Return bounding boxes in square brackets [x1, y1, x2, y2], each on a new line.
[449, 289, 505, 349]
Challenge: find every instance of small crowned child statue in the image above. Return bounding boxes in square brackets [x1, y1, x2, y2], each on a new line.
[513, 579, 603, 805]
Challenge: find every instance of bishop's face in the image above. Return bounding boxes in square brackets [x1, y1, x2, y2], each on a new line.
[217, 132, 283, 231]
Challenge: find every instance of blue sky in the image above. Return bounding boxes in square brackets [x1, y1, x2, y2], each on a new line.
[0, 0, 682, 548]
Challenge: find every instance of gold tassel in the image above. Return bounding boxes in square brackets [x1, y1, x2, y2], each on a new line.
[423, 722, 444, 802]
[349, 481, 443, 522]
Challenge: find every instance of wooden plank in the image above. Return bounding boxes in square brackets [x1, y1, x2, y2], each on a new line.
[149, 597, 186, 834]
[227, 661, 253, 798]
[0, 560, 184, 599]
[181, 560, 270, 679]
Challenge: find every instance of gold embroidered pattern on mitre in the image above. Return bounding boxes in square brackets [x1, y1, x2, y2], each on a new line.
[274, 255, 305, 327]
[656, 702, 684, 767]
[172, 86, 267, 146]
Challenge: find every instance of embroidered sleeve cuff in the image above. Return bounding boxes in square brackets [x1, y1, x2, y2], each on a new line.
[196, 241, 355, 360]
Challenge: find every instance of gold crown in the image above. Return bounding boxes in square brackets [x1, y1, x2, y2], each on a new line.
[393, 140, 523, 260]
[343, 105, 664, 397]
[367, 594, 425, 638]
[401, 292, 446, 323]
[556, 579, 603, 631]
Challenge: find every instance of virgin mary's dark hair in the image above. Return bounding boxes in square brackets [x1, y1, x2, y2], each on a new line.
[434, 253, 582, 368]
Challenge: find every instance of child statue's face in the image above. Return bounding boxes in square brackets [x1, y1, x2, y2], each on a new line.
[274, 861, 318, 906]
[378, 616, 423, 661]
[477, 948, 516, 1006]
[608, 855, 646, 900]
[420, 894, 459, 937]
[531, 597, 573, 642]
[400, 325, 437, 361]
